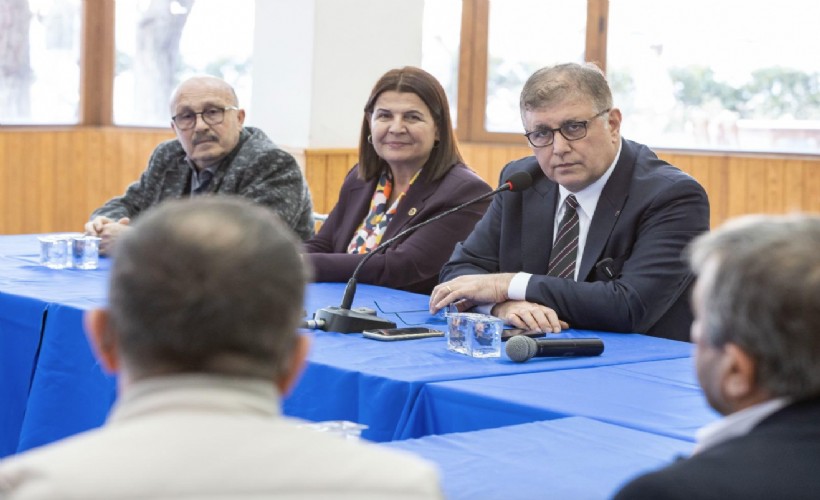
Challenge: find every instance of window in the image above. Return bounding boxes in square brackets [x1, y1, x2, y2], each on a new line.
[114, 0, 254, 127]
[421, 0, 462, 124]
[447, 0, 820, 154]
[484, 0, 586, 133]
[608, 0, 820, 154]
[0, 0, 82, 125]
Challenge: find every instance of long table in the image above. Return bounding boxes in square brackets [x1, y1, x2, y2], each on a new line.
[402, 357, 718, 441]
[386, 417, 694, 500]
[0, 233, 713, 497]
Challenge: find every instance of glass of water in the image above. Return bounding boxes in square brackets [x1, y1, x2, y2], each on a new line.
[38, 236, 70, 269]
[71, 236, 101, 270]
[445, 312, 503, 358]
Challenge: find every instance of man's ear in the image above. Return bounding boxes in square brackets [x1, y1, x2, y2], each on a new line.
[607, 107, 623, 138]
[84, 309, 121, 374]
[276, 334, 311, 396]
[723, 343, 763, 409]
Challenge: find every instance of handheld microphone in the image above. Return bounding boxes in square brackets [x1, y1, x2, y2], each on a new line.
[312, 170, 535, 334]
[505, 335, 604, 362]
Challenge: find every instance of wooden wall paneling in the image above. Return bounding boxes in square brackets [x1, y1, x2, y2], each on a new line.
[0, 133, 5, 232]
[743, 158, 767, 216]
[83, 129, 106, 224]
[304, 153, 329, 215]
[117, 130, 138, 199]
[52, 131, 77, 232]
[461, 144, 490, 183]
[99, 129, 122, 210]
[805, 160, 820, 213]
[707, 155, 730, 230]
[325, 153, 354, 213]
[726, 156, 750, 220]
[4, 132, 25, 233]
[34, 133, 56, 234]
[763, 158, 786, 214]
[783, 159, 806, 213]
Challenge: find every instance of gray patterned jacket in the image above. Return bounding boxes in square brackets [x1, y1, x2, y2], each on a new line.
[91, 127, 314, 240]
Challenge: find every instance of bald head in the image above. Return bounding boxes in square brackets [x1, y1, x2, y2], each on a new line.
[170, 76, 239, 113]
[169, 76, 245, 170]
[107, 196, 309, 381]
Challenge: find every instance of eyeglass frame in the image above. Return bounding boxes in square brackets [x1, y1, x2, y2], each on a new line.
[523, 108, 611, 148]
[171, 106, 240, 130]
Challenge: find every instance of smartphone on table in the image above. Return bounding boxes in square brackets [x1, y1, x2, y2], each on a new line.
[362, 327, 445, 341]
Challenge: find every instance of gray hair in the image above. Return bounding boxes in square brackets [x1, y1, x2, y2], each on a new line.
[108, 196, 308, 380]
[687, 214, 820, 400]
[519, 62, 613, 121]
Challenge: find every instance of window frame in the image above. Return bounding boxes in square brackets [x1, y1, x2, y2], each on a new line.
[456, 0, 608, 144]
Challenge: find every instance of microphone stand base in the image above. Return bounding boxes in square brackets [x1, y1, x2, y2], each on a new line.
[314, 306, 397, 334]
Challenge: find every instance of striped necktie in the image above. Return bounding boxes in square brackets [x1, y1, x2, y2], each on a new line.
[547, 194, 579, 279]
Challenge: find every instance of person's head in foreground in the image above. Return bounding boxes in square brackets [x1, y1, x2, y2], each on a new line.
[615, 213, 820, 499]
[687, 213, 820, 415]
[87, 195, 309, 386]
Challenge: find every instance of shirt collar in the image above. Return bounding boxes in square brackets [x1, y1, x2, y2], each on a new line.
[693, 397, 790, 455]
[557, 139, 622, 217]
[109, 374, 281, 424]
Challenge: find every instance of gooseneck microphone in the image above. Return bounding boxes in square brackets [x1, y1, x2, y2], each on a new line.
[311, 170, 535, 334]
[505, 335, 605, 362]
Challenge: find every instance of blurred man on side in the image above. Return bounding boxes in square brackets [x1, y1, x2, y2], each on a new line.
[615, 214, 820, 499]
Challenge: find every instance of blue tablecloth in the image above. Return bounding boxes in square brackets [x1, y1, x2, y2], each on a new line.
[284, 330, 694, 442]
[289, 285, 695, 442]
[0, 293, 47, 456]
[403, 357, 719, 441]
[1, 233, 702, 461]
[385, 416, 694, 500]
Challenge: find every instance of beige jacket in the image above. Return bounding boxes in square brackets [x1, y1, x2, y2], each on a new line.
[0, 375, 442, 500]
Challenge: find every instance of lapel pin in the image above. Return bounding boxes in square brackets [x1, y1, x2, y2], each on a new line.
[408, 208, 417, 216]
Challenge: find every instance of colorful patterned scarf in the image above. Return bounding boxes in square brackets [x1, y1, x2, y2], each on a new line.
[347, 169, 421, 254]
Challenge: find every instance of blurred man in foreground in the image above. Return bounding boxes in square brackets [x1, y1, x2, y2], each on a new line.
[615, 214, 820, 499]
[2, 197, 441, 499]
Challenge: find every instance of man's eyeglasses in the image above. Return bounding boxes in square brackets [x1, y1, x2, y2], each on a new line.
[524, 108, 610, 148]
[172, 106, 239, 130]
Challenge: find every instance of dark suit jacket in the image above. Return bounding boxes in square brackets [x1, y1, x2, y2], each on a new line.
[613, 397, 820, 499]
[440, 139, 709, 341]
[304, 163, 491, 294]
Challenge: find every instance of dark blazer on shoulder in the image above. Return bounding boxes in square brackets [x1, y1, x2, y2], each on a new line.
[613, 397, 820, 499]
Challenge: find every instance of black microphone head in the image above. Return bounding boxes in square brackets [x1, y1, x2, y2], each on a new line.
[506, 334, 538, 362]
[503, 171, 534, 192]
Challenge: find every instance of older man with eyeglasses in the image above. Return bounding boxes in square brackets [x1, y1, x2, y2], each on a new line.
[430, 62, 710, 342]
[84, 75, 314, 254]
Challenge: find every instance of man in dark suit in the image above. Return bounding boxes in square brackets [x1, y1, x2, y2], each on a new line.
[429, 62, 709, 341]
[614, 214, 820, 499]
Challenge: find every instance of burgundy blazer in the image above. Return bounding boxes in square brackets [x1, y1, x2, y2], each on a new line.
[304, 163, 491, 294]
